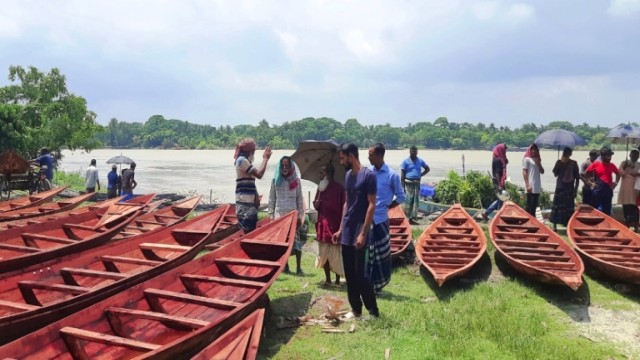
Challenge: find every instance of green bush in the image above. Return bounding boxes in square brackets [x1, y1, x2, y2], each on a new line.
[53, 170, 84, 191]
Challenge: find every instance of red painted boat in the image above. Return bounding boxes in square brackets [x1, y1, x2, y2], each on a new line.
[416, 204, 487, 286]
[388, 206, 412, 259]
[0, 192, 95, 223]
[490, 201, 584, 290]
[0, 211, 297, 359]
[0, 205, 234, 344]
[568, 204, 640, 284]
[191, 308, 264, 360]
[0, 186, 67, 213]
[0, 193, 155, 274]
[0, 196, 126, 230]
[111, 196, 202, 240]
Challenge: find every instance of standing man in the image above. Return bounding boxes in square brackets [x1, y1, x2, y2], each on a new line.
[400, 146, 429, 224]
[107, 165, 120, 199]
[368, 143, 405, 294]
[522, 143, 544, 216]
[121, 162, 137, 201]
[332, 143, 379, 321]
[234, 138, 272, 233]
[586, 147, 620, 215]
[85, 159, 100, 194]
[32, 147, 54, 182]
[580, 149, 599, 206]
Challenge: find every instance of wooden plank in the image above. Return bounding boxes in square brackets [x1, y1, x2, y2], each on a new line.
[505, 252, 571, 262]
[21, 233, 75, 245]
[572, 227, 619, 234]
[240, 239, 289, 248]
[215, 257, 281, 268]
[60, 326, 159, 356]
[428, 233, 478, 239]
[180, 274, 265, 288]
[137, 219, 165, 226]
[435, 226, 474, 231]
[421, 251, 478, 258]
[0, 299, 39, 311]
[139, 243, 191, 252]
[494, 239, 558, 248]
[500, 246, 565, 255]
[144, 289, 242, 311]
[106, 307, 209, 335]
[496, 224, 540, 231]
[101, 255, 162, 272]
[155, 214, 181, 219]
[0, 242, 41, 253]
[62, 223, 105, 233]
[493, 231, 548, 239]
[576, 243, 640, 251]
[18, 281, 90, 306]
[521, 260, 577, 270]
[60, 267, 128, 286]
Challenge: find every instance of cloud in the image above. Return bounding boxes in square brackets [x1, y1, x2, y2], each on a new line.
[608, 0, 640, 16]
[472, 1, 535, 23]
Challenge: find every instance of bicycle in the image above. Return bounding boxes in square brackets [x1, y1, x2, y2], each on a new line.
[29, 165, 52, 194]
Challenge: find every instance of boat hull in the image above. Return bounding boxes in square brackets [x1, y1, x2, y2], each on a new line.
[388, 206, 412, 259]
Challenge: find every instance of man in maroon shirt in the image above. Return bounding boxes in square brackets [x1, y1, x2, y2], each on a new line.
[586, 147, 620, 215]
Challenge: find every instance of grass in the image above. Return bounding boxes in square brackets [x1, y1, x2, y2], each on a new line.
[258, 224, 639, 360]
[53, 170, 85, 191]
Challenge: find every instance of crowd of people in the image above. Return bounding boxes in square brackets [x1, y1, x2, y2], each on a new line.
[480, 144, 627, 231]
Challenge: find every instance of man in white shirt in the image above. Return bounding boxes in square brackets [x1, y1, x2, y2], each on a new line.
[85, 159, 100, 194]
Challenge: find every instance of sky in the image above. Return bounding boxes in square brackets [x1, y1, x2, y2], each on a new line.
[1, 0, 639, 128]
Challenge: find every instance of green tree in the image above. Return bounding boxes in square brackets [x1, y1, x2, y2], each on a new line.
[0, 65, 101, 157]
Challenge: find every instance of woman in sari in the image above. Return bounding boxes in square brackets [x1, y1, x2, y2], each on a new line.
[618, 149, 640, 232]
[550, 147, 580, 231]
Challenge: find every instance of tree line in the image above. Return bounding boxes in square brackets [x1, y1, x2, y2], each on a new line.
[99, 115, 614, 151]
[0, 66, 619, 160]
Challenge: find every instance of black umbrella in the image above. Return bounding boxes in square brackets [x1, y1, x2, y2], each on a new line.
[534, 129, 586, 158]
[291, 140, 345, 186]
[106, 155, 135, 165]
[605, 123, 640, 156]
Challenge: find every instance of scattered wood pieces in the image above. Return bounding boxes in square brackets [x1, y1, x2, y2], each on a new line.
[385, 348, 391, 359]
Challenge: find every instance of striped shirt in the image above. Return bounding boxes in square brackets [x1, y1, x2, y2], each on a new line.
[235, 156, 258, 204]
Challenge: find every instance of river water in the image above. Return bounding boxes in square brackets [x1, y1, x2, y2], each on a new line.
[59, 149, 618, 204]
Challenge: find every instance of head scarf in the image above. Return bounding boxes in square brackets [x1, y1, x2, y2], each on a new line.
[234, 138, 256, 163]
[523, 144, 541, 161]
[492, 143, 508, 186]
[274, 156, 299, 190]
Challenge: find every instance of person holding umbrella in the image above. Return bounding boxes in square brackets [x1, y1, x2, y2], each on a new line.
[550, 147, 580, 231]
[585, 147, 620, 215]
[522, 143, 544, 216]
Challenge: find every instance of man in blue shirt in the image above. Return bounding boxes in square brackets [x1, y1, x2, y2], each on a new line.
[400, 146, 430, 223]
[368, 143, 405, 293]
[107, 165, 120, 199]
[33, 147, 54, 181]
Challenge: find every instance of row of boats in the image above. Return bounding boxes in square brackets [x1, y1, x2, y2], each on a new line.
[0, 189, 297, 358]
[0, 187, 634, 358]
[416, 201, 639, 291]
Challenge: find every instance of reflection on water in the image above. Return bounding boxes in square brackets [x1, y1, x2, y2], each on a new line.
[60, 149, 617, 204]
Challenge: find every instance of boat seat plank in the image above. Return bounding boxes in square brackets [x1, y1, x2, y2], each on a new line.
[435, 226, 474, 231]
[215, 257, 281, 268]
[521, 260, 577, 270]
[60, 326, 160, 354]
[572, 227, 619, 234]
[585, 249, 640, 257]
[144, 289, 242, 310]
[137, 219, 165, 226]
[494, 239, 558, 248]
[572, 236, 629, 243]
[101, 256, 163, 272]
[421, 251, 479, 258]
[496, 224, 539, 231]
[428, 233, 478, 239]
[18, 281, 90, 306]
[172, 229, 211, 235]
[180, 274, 265, 288]
[60, 267, 128, 285]
[422, 257, 471, 264]
[500, 246, 565, 255]
[505, 252, 571, 261]
[421, 244, 480, 251]
[119, 231, 142, 236]
[106, 307, 209, 332]
[498, 215, 530, 222]
[21, 233, 75, 245]
[125, 226, 151, 232]
[240, 239, 289, 248]
[493, 231, 548, 239]
[0, 243, 41, 253]
[0, 299, 39, 311]
[577, 243, 640, 251]
[62, 223, 105, 233]
[139, 243, 191, 252]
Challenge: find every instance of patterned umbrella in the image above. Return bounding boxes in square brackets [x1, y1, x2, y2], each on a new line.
[291, 140, 345, 185]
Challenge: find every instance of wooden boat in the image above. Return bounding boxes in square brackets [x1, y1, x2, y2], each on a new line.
[388, 206, 412, 259]
[0, 192, 95, 223]
[111, 196, 202, 240]
[0, 193, 155, 274]
[0, 211, 297, 358]
[191, 308, 264, 360]
[0, 205, 236, 344]
[568, 204, 640, 284]
[0, 196, 126, 230]
[0, 186, 67, 213]
[416, 204, 487, 286]
[490, 201, 584, 290]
